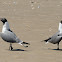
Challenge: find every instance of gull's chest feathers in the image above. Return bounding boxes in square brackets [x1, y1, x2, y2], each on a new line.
[59, 23, 62, 33]
[2, 22, 10, 33]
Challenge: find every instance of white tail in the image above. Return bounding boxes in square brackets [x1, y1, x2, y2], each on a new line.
[18, 41, 28, 47]
[45, 42, 49, 44]
[18, 40, 23, 46]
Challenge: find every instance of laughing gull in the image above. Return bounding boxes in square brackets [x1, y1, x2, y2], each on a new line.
[43, 21, 62, 50]
[0, 18, 30, 50]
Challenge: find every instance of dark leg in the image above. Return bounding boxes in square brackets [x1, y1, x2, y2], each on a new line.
[9, 43, 13, 50]
[57, 42, 59, 50]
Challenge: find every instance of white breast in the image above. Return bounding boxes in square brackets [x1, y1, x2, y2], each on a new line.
[58, 23, 62, 33]
[2, 22, 10, 33]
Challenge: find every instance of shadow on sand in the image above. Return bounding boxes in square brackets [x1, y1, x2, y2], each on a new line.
[7, 49, 27, 51]
[52, 49, 62, 51]
[12, 49, 27, 51]
[48, 48, 62, 51]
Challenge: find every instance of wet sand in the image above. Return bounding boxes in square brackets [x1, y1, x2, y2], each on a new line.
[0, 0, 62, 62]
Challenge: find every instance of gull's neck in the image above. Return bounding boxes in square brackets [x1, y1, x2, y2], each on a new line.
[59, 23, 62, 33]
[2, 22, 10, 33]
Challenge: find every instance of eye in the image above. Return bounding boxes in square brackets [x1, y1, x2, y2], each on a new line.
[58, 35, 60, 36]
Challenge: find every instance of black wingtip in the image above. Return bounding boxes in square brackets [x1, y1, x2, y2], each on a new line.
[44, 40, 48, 42]
[41, 40, 47, 42]
[22, 42, 30, 45]
[43, 37, 51, 42]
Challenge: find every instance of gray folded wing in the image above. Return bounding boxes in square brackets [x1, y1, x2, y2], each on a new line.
[0, 30, 23, 43]
[45, 31, 62, 44]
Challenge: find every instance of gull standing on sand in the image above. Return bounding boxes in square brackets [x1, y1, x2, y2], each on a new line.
[43, 21, 62, 50]
[0, 18, 30, 50]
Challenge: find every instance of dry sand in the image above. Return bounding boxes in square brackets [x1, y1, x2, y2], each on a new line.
[0, 0, 62, 62]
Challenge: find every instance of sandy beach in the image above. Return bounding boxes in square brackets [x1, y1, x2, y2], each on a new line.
[0, 0, 62, 62]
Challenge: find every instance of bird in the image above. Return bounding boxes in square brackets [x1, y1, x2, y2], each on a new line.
[0, 18, 30, 50]
[42, 21, 62, 50]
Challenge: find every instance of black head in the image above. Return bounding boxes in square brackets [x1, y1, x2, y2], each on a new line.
[0, 18, 7, 24]
[60, 20, 62, 24]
